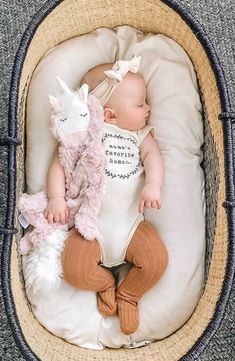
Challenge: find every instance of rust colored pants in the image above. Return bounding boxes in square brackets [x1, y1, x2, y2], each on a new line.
[61, 221, 168, 335]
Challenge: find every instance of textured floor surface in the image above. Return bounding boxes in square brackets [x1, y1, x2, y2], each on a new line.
[0, 0, 234, 360]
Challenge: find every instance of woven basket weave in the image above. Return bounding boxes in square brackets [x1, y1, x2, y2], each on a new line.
[1, 0, 235, 360]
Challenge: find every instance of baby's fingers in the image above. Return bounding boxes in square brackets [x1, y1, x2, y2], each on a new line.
[54, 213, 60, 223]
[60, 209, 69, 224]
[47, 212, 54, 224]
[145, 200, 152, 209]
[139, 200, 145, 214]
[151, 201, 157, 208]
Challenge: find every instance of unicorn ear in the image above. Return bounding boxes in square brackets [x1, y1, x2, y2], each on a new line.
[79, 84, 89, 103]
[56, 76, 73, 95]
[49, 95, 62, 112]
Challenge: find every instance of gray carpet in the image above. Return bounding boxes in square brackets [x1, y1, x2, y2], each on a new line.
[0, 0, 234, 360]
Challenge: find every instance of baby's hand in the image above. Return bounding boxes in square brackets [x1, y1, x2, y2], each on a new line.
[44, 196, 69, 224]
[139, 184, 162, 214]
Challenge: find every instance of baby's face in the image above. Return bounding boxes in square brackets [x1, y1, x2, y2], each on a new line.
[106, 73, 150, 131]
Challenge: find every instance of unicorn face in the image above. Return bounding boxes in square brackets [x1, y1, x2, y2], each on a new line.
[49, 77, 90, 138]
[54, 93, 90, 135]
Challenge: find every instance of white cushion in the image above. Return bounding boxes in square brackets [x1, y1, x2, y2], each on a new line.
[25, 25, 205, 349]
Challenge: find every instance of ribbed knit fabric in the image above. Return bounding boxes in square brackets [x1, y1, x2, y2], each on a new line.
[61, 222, 168, 334]
[117, 221, 168, 335]
[61, 228, 117, 316]
[97, 287, 117, 316]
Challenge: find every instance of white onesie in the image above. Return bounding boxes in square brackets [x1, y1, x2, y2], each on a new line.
[97, 122, 153, 267]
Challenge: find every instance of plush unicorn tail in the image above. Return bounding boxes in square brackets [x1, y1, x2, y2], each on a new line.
[23, 229, 68, 295]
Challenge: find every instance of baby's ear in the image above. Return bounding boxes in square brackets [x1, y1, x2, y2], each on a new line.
[49, 95, 62, 112]
[104, 107, 117, 124]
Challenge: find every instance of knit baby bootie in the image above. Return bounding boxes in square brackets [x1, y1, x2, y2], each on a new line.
[97, 287, 117, 316]
[117, 295, 139, 335]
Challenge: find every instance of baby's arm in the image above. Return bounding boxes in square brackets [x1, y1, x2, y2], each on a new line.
[139, 133, 164, 214]
[44, 147, 69, 224]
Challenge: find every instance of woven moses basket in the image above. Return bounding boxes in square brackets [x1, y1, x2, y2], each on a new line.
[1, 0, 235, 360]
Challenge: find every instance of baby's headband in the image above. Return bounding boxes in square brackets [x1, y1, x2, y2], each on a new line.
[90, 55, 141, 106]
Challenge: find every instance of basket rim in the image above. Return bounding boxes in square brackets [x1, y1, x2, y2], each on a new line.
[1, 0, 234, 360]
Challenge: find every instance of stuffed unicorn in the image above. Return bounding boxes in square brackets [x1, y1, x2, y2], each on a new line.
[48, 77, 106, 239]
[19, 77, 105, 294]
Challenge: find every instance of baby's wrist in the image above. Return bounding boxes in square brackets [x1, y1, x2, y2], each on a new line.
[48, 195, 65, 200]
[145, 182, 161, 188]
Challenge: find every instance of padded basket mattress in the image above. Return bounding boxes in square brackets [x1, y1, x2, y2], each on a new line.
[1, 0, 235, 360]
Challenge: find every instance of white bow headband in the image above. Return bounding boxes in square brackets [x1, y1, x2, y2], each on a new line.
[90, 55, 141, 106]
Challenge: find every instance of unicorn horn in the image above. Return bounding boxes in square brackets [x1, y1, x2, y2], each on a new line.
[79, 84, 89, 103]
[56, 76, 73, 95]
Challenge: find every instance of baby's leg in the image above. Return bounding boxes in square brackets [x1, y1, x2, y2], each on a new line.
[117, 221, 168, 335]
[61, 227, 116, 316]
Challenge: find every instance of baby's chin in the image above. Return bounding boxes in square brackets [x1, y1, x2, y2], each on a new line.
[135, 121, 148, 131]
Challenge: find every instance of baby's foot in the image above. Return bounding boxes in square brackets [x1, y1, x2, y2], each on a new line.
[117, 297, 139, 335]
[97, 287, 117, 316]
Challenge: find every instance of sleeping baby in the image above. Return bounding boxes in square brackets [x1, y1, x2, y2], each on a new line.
[44, 56, 168, 335]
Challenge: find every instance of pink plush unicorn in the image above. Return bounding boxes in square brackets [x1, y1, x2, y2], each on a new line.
[18, 77, 105, 293]
[48, 77, 106, 240]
